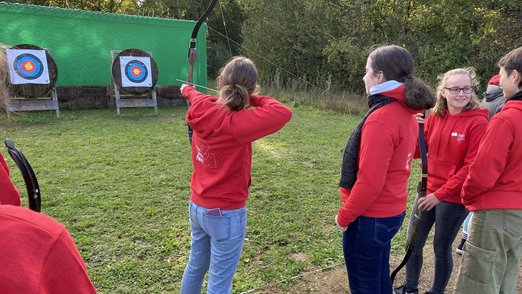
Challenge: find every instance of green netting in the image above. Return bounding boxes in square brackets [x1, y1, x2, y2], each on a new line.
[0, 2, 208, 87]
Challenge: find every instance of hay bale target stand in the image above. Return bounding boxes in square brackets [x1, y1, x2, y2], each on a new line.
[110, 48, 158, 115]
[4, 44, 60, 118]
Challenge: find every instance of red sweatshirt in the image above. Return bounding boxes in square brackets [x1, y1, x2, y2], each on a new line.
[0, 153, 21, 206]
[462, 100, 522, 211]
[182, 85, 292, 209]
[337, 86, 421, 227]
[0, 205, 96, 293]
[422, 109, 488, 203]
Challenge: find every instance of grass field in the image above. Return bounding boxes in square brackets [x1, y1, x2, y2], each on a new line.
[0, 105, 420, 293]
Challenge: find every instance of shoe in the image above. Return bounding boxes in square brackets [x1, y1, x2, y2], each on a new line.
[456, 238, 466, 255]
[393, 285, 418, 294]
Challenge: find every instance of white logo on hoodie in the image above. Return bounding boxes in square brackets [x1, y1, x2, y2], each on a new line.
[405, 152, 413, 171]
[194, 138, 217, 168]
[451, 131, 465, 142]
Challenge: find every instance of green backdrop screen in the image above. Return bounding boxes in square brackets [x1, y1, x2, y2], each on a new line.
[0, 2, 208, 87]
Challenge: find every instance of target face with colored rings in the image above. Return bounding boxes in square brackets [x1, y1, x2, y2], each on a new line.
[14, 53, 44, 80]
[125, 60, 148, 83]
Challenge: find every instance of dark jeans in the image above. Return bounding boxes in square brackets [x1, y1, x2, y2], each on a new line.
[404, 201, 469, 294]
[343, 213, 405, 294]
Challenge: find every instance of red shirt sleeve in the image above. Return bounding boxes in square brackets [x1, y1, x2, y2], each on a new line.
[181, 84, 215, 105]
[231, 95, 293, 144]
[0, 153, 21, 206]
[40, 228, 97, 293]
[462, 117, 512, 204]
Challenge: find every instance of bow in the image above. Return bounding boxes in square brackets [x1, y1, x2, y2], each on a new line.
[4, 140, 41, 212]
[390, 118, 428, 284]
[186, 0, 219, 144]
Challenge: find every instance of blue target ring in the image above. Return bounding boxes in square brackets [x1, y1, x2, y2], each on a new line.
[14, 53, 44, 80]
[125, 60, 148, 83]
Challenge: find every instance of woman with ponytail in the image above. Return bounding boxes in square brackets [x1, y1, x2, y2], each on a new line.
[335, 45, 435, 294]
[180, 56, 292, 294]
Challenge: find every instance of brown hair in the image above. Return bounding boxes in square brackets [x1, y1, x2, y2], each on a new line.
[369, 45, 435, 110]
[432, 67, 481, 116]
[498, 46, 522, 88]
[218, 56, 258, 111]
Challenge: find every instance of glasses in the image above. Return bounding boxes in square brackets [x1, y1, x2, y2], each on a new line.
[445, 87, 473, 94]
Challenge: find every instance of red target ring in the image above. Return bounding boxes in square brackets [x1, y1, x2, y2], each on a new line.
[14, 53, 44, 80]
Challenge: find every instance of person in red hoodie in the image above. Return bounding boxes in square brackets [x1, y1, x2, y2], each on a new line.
[0, 152, 21, 206]
[0, 44, 96, 293]
[454, 47, 522, 293]
[335, 45, 435, 294]
[0, 205, 98, 293]
[454, 74, 504, 256]
[179, 56, 292, 294]
[394, 68, 488, 294]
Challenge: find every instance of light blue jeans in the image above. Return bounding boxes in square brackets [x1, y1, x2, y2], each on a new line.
[180, 201, 247, 294]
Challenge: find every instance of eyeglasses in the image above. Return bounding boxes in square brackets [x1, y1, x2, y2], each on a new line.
[445, 87, 473, 94]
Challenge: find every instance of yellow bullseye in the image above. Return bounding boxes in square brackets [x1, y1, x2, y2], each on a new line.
[24, 63, 34, 71]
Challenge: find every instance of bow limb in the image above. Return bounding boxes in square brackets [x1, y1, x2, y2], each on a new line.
[186, 0, 219, 144]
[187, 0, 219, 84]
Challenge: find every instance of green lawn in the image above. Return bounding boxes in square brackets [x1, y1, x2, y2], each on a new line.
[0, 105, 420, 293]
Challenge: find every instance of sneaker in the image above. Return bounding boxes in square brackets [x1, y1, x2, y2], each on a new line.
[456, 238, 466, 255]
[393, 285, 418, 294]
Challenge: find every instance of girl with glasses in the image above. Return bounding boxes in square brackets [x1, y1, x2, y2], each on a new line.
[395, 68, 488, 294]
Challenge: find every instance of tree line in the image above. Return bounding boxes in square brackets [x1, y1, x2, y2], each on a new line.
[6, 0, 522, 94]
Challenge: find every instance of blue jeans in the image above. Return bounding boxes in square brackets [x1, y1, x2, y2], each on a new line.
[404, 201, 469, 294]
[343, 213, 405, 294]
[180, 201, 247, 294]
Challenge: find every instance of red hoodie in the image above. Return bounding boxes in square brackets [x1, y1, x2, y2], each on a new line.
[422, 108, 488, 203]
[182, 85, 292, 209]
[0, 153, 21, 206]
[337, 85, 421, 226]
[462, 100, 522, 211]
[0, 205, 96, 293]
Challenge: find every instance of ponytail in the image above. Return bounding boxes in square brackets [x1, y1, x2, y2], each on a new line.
[403, 76, 435, 110]
[369, 45, 435, 110]
[217, 56, 258, 111]
[220, 84, 250, 111]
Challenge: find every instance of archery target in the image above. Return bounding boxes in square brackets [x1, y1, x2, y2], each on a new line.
[6, 49, 50, 85]
[120, 56, 152, 87]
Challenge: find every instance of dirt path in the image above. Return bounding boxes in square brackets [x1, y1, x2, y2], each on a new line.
[248, 237, 522, 293]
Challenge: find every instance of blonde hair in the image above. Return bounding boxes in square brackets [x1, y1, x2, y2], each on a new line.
[432, 67, 481, 116]
[218, 56, 258, 111]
